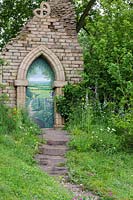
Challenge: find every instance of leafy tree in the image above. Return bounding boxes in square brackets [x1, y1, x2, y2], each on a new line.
[80, 0, 133, 108]
[0, 0, 42, 49]
[72, 0, 97, 32]
[56, 0, 132, 123]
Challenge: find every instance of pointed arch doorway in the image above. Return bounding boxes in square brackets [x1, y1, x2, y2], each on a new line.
[26, 56, 54, 128]
[15, 45, 67, 128]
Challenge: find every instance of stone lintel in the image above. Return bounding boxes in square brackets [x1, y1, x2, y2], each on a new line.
[15, 80, 28, 86]
[53, 81, 67, 88]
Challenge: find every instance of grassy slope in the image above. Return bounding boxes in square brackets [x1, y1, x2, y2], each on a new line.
[67, 151, 133, 200]
[65, 105, 133, 199]
[0, 132, 72, 200]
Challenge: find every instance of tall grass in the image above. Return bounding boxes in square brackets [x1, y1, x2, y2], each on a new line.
[67, 103, 133, 153]
[66, 104, 133, 199]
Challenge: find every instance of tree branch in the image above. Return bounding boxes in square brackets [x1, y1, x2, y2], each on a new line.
[76, 0, 96, 33]
[83, 26, 90, 35]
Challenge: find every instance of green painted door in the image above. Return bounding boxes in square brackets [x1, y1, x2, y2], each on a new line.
[26, 57, 55, 128]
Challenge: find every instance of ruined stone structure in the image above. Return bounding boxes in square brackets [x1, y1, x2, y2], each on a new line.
[0, 0, 83, 128]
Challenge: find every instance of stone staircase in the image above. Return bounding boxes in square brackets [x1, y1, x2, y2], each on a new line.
[36, 128, 99, 199]
[36, 128, 69, 176]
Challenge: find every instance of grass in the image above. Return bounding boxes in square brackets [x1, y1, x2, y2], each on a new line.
[0, 105, 73, 200]
[1, 99, 132, 199]
[67, 151, 133, 200]
[66, 106, 133, 200]
[0, 143, 72, 200]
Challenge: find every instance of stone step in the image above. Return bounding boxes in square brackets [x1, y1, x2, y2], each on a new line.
[46, 139, 68, 146]
[36, 154, 66, 166]
[41, 129, 68, 136]
[37, 129, 99, 199]
[40, 165, 68, 175]
[39, 145, 68, 156]
[37, 129, 69, 176]
[42, 131, 69, 146]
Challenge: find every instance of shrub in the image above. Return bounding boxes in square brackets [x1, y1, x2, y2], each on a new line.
[109, 110, 133, 151]
[56, 83, 86, 121]
[0, 104, 18, 134]
[0, 104, 39, 135]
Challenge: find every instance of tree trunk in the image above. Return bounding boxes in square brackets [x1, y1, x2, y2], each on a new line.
[76, 0, 96, 33]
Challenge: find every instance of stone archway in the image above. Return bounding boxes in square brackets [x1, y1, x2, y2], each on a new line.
[15, 45, 67, 127]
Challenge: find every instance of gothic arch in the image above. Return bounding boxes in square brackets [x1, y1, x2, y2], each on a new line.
[15, 46, 67, 127]
[17, 45, 65, 81]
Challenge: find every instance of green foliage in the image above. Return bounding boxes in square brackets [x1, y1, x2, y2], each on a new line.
[0, 58, 5, 66]
[0, 104, 72, 200]
[0, 0, 132, 198]
[67, 151, 133, 200]
[0, 105, 17, 134]
[0, 103, 39, 135]
[80, 0, 133, 107]
[68, 104, 133, 152]
[0, 93, 9, 103]
[68, 106, 120, 154]
[69, 128, 120, 155]
[56, 83, 86, 121]
[0, 0, 44, 49]
[0, 58, 9, 66]
[0, 137, 72, 200]
[110, 110, 133, 151]
[56, 0, 133, 154]
[66, 104, 133, 199]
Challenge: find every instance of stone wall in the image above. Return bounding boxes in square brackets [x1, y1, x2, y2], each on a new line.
[0, 1, 83, 126]
[49, 0, 77, 36]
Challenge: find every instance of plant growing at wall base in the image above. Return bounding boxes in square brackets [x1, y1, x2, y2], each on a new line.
[56, 83, 86, 121]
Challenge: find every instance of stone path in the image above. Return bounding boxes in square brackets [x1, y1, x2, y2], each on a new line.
[36, 129, 68, 176]
[36, 128, 99, 199]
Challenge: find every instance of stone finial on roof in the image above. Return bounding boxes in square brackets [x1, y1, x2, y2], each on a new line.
[33, 2, 51, 18]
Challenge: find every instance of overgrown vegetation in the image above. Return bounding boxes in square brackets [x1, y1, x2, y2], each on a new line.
[56, 1, 133, 199]
[67, 151, 133, 199]
[0, 102, 72, 200]
[65, 106, 133, 199]
[0, 0, 132, 199]
[0, 0, 43, 49]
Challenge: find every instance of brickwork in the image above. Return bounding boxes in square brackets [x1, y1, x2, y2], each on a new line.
[0, 1, 83, 127]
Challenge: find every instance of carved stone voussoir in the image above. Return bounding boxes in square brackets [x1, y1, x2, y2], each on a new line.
[33, 2, 51, 18]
